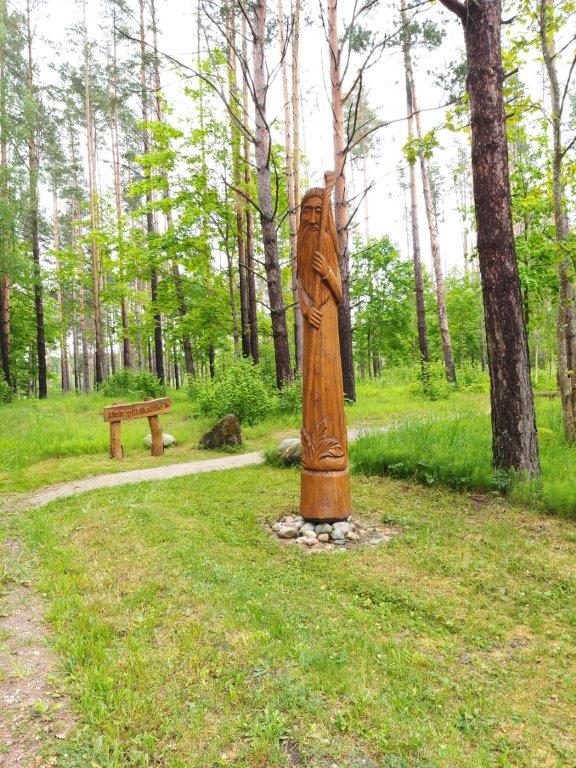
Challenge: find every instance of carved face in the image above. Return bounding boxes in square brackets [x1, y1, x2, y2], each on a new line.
[301, 196, 322, 232]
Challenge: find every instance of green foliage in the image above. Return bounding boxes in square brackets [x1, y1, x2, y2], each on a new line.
[188, 359, 275, 425]
[352, 398, 576, 517]
[413, 362, 455, 401]
[0, 374, 12, 403]
[351, 237, 416, 371]
[99, 369, 166, 400]
[276, 375, 302, 415]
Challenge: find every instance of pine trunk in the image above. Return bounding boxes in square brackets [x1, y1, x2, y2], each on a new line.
[401, 17, 429, 370]
[277, 0, 303, 371]
[242, 13, 259, 364]
[252, 0, 292, 388]
[446, 0, 539, 474]
[52, 187, 70, 392]
[291, 0, 304, 368]
[26, 0, 47, 398]
[83, 8, 104, 386]
[327, 0, 356, 401]
[402, 5, 456, 383]
[110, 8, 132, 370]
[538, 0, 576, 441]
[139, 0, 164, 383]
[225, 2, 251, 359]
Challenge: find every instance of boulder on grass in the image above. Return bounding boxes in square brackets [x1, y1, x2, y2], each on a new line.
[144, 433, 176, 449]
[277, 438, 301, 466]
[200, 414, 242, 449]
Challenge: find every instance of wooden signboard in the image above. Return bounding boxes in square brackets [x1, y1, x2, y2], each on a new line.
[102, 397, 171, 459]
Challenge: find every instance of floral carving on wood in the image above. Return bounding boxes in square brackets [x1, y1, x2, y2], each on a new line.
[300, 419, 344, 467]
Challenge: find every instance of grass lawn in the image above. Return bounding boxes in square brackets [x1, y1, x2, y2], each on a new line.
[2, 465, 575, 767]
[351, 397, 576, 518]
[0, 383, 487, 495]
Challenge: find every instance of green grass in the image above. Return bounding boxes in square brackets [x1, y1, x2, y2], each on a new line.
[0, 382, 487, 495]
[351, 398, 576, 517]
[2, 466, 575, 767]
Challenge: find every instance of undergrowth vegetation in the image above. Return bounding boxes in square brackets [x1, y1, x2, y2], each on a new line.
[351, 398, 576, 517]
[99, 369, 167, 399]
[188, 358, 303, 424]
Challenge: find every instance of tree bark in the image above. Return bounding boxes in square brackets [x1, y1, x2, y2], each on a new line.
[277, 0, 303, 371]
[402, 0, 456, 383]
[538, 0, 576, 441]
[327, 0, 356, 401]
[139, 0, 164, 383]
[252, 0, 292, 388]
[226, 2, 251, 359]
[291, 0, 303, 368]
[109, 5, 132, 370]
[26, 0, 47, 398]
[440, 0, 539, 474]
[52, 186, 70, 392]
[401, 13, 429, 371]
[83, 2, 105, 386]
[242, 15, 259, 363]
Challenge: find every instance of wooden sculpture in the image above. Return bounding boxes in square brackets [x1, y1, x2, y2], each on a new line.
[298, 175, 351, 522]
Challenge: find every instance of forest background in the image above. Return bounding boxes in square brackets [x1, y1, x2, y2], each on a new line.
[0, 0, 574, 442]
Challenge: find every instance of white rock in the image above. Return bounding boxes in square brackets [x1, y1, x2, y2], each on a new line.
[317, 533, 330, 543]
[300, 522, 316, 534]
[277, 526, 299, 539]
[302, 528, 317, 539]
[144, 433, 176, 448]
[346, 531, 360, 542]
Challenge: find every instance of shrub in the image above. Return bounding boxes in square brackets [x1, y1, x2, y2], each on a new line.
[99, 369, 166, 400]
[188, 359, 275, 425]
[410, 361, 455, 401]
[276, 375, 302, 415]
[0, 374, 12, 404]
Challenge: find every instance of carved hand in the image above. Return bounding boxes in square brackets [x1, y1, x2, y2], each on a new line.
[312, 250, 330, 279]
[308, 306, 322, 329]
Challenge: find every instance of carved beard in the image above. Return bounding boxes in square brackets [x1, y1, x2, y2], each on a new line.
[297, 224, 321, 300]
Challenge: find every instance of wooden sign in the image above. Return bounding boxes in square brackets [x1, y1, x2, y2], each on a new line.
[103, 397, 171, 423]
[102, 397, 172, 459]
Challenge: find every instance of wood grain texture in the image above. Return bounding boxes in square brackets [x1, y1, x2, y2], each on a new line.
[298, 185, 350, 522]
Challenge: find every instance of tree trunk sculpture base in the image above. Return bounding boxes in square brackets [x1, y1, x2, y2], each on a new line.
[300, 468, 350, 522]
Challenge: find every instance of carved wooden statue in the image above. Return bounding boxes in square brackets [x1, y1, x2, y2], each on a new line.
[298, 179, 351, 522]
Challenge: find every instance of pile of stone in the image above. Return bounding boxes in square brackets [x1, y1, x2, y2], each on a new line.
[272, 514, 360, 548]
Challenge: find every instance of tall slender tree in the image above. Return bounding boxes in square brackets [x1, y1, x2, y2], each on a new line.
[438, 0, 539, 474]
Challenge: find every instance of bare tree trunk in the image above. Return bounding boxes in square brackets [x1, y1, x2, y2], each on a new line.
[26, 0, 47, 398]
[139, 0, 164, 383]
[252, 0, 292, 387]
[226, 2, 251, 360]
[291, 0, 303, 367]
[150, 0, 194, 377]
[110, 6, 132, 370]
[0, 18, 11, 391]
[52, 187, 70, 392]
[79, 282, 90, 393]
[401, 19, 429, 371]
[538, 0, 576, 441]
[327, 0, 355, 401]
[0, 272, 9, 387]
[440, 0, 539, 474]
[401, 0, 456, 383]
[83, 3, 105, 387]
[277, 0, 303, 371]
[242, 15, 259, 363]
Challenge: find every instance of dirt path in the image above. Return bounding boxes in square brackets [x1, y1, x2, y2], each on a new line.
[23, 451, 265, 509]
[0, 540, 74, 767]
[20, 427, 374, 511]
